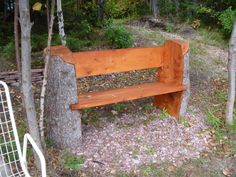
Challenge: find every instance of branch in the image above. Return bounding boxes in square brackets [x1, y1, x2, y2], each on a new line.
[39, 0, 56, 146]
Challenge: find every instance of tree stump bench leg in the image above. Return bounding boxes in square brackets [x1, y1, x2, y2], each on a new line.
[44, 56, 82, 149]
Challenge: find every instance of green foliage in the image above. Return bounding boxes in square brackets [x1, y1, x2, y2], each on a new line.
[66, 37, 89, 51]
[31, 34, 48, 51]
[206, 110, 222, 128]
[105, 0, 149, 18]
[112, 103, 126, 112]
[218, 7, 236, 36]
[179, 116, 190, 127]
[63, 152, 85, 170]
[141, 164, 164, 177]
[0, 136, 18, 163]
[104, 22, 133, 48]
[174, 167, 185, 177]
[144, 147, 156, 155]
[159, 108, 169, 120]
[2, 40, 14, 60]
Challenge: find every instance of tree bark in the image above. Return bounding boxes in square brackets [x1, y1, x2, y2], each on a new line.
[180, 52, 190, 117]
[44, 55, 82, 149]
[57, 0, 66, 46]
[46, 0, 50, 31]
[39, 0, 55, 145]
[226, 21, 236, 125]
[150, 0, 159, 18]
[14, 0, 20, 77]
[18, 0, 43, 170]
[97, 0, 105, 22]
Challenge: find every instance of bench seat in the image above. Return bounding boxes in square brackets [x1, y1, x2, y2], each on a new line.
[71, 82, 187, 109]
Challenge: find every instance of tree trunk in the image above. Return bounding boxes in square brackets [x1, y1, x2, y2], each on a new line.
[46, 0, 50, 31]
[97, 0, 105, 22]
[226, 21, 236, 125]
[44, 55, 82, 149]
[57, 0, 66, 46]
[18, 0, 43, 170]
[150, 0, 159, 18]
[14, 0, 21, 83]
[180, 52, 190, 117]
[39, 0, 55, 146]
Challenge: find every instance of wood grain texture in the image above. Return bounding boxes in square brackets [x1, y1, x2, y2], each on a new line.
[71, 82, 186, 109]
[154, 40, 189, 118]
[50, 40, 190, 119]
[51, 46, 164, 78]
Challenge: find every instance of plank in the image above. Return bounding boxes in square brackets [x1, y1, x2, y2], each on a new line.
[51, 46, 164, 78]
[70, 82, 187, 109]
[155, 40, 189, 118]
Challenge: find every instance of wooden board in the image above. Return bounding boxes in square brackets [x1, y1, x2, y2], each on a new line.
[70, 82, 187, 109]
[51, 46, 164, 78]
[154, 40, 189, 118]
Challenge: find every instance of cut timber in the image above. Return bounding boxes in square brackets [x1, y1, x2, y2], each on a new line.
[51, 46, 164, 77]
[71, 82, 187, 109]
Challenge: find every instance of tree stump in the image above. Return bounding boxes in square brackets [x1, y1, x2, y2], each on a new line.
[180, 52, 190, 117]
[44, 56, 82, 149]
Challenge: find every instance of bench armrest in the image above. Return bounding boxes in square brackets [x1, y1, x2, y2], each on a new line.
[22, 133, 46, 177]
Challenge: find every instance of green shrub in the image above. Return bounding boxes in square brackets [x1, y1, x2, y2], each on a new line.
[66, 37, 89, 51]
[31, 34, 48, 51]
[104, 23, 133, 49]
[105, 0, 149, 18]
[218, 7, 236, 36]
[2, 41, 14, 60]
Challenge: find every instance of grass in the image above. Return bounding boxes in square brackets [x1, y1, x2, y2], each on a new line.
[159, 108, 169, 120]
[144, 147, 156, 155]
[198, 28, 227, 48]
[143, 31, 167, 46]
[179, 116, 190, 127]
[141, 164, 164, 177]
[206, 109, 222, 129]
[174, 167, 185, 177]
[62, 151, 85, 171]
[189, 40, 207, 55]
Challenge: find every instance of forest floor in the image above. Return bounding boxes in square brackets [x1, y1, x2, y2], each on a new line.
[1, 17, 236, 177]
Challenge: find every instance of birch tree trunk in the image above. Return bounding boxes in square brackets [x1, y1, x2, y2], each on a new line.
[226, 21, 236, 125]
[57, 0, 66, 46]
[39, 0, 55, 145]
[19, 0, 43, 170]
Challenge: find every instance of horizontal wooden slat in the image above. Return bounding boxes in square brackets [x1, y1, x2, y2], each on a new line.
[71, 82, 187, 109]
[70, 46, 164, 77]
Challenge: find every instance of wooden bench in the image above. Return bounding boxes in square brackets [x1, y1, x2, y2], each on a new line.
[50, 40, 190, 119]
[45, 39, 190, 148]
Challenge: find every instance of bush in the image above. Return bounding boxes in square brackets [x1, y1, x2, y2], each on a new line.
[2, 40, 14, 60]
[218, 7, 236, 36]
[31, 34, 48, 51]
[66, 37, 89, 51]
[104, 23, 133, 49]
[105, 0, 149, 18]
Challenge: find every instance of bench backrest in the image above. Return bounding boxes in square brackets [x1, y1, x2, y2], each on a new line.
[51, 40, 188, 80]
[51, 40, 189, 87]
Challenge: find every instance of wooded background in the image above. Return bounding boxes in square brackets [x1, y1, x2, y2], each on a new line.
[0, 0, 235, 62]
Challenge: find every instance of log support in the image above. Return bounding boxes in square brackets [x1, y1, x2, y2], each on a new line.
[44, 55, 81, 149]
